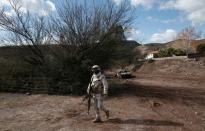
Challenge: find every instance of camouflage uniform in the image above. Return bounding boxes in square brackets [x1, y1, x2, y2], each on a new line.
[87, 67, 109, 122]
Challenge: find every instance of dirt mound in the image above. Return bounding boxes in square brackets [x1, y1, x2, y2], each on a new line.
[136, 58, 205, 77]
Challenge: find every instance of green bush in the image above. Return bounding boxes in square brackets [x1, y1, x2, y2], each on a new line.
[159, 48, 170, 57]
[158, 48, 185, 57]
[174, 49, 186, 56]
[197, 44, 205, 54]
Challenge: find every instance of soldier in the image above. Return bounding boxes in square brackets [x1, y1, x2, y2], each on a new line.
[87, 65, 109, 123]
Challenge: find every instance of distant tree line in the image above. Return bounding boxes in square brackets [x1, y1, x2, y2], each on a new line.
[156, 42, 205, 58]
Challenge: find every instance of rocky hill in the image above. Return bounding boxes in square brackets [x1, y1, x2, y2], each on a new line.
[135, 39, 205, 56]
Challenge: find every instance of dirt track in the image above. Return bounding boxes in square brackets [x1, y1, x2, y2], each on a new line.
[0, 74, 205, 131]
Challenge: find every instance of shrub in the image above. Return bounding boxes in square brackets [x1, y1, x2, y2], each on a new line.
[174, 49, 186, 56]
[158, 48, 186, 57]
[197, 44, 205, 54]
[159, 48, 170, 57]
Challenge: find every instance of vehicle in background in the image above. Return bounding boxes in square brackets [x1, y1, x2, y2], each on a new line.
[116, 70, 132, 79]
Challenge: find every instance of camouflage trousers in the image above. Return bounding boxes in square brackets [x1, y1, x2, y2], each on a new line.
[93, 94, 108, 119]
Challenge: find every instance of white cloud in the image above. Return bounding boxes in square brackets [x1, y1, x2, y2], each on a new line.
[45, 1, 56, 11]
[125, 28, 142, 41]
[161, 19, 177, 24]
[147, 16, 154, 21]
[112, 0, 157, 8]
[160, 0, 205, 24]
[22, 0, 56, 16]
[147, 16, 179, 24]
[4, 9, 15, 17]
[150, 29, 177, 43]
[130, 0, 156, 9]
[113, 0, 123, 5]
[0, 0, 10, 7]
[0, 0, 56, 16]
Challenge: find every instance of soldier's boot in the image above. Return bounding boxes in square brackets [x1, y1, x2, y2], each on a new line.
[105, 110, 109, 119]
[92, 117, 102, 123]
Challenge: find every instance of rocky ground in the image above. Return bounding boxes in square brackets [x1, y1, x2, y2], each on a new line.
[0, 73, 205, 131]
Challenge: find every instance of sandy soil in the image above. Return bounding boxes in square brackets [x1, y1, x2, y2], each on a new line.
[0, 74, 205, 131]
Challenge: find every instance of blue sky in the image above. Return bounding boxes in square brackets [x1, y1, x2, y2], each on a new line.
[119, 0, 205, 43]
[0, 0, 205, 44]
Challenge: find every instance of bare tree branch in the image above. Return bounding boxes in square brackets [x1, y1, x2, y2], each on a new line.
[52, 0, 135, 47]
[0, 0, 52, 65]
[177, 26, 201, 55]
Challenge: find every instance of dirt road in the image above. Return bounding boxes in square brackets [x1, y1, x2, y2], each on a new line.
[0, 75, 205, 131]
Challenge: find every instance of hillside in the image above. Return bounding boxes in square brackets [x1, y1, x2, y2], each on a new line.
[134, 43, 166, 56]
[0, 40, 140, 58]
[135, 39, 205, 56]
[136, 58, 205, 78]
[166, 39, 205, 52]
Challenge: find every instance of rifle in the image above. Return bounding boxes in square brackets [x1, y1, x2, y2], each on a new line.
[82, 78, 93, 115]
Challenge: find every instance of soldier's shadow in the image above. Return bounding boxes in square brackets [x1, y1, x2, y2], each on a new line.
[106, 118, 183, 127]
